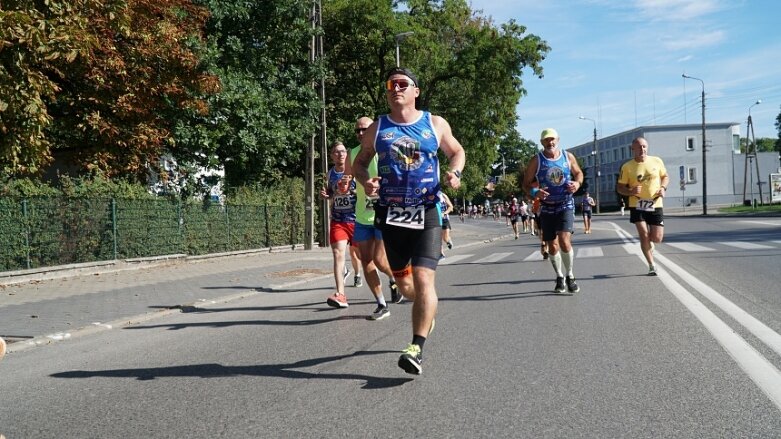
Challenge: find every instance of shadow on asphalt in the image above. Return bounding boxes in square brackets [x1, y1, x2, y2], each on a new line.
[125, 313, 369, 331]
[49, 350, 413, 389]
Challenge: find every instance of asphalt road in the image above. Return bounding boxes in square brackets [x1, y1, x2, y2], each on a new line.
[1, 214, 780, 438]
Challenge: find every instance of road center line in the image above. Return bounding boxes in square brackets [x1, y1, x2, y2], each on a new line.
[608, 222, 781, 411]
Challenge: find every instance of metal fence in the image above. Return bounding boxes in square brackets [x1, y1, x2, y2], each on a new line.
[0, 197, 310, 272]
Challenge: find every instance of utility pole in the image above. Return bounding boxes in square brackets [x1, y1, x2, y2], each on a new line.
[307, 0, 328, 248]
[682, 74, 707, 215]
[304, 2, 317, 250]
[579, 116, 600, 213]
[743, 100, 762, 207]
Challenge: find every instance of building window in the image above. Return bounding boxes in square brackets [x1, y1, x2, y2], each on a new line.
[687, 166, 697, 183]
[686, 136, 696, 151]
[732, 134, 740, 153]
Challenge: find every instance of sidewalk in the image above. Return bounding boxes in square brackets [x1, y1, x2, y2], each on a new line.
[0, 219, 511, 354]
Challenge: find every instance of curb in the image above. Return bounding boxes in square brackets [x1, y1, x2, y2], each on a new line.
[0, 245, 329, 287]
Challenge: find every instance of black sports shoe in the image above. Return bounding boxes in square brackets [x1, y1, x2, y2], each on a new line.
[390, 281, 403, 304]
[398, 344, 423, 375]
[554, 277, 566, 294]
[447, 241, 453, 250]
[566, 276, 580, 293]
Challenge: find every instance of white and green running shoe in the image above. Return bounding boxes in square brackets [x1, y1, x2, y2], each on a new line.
[398, 343, 423, 375]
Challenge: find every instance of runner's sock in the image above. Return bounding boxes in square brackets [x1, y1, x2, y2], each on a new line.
[561, 250, 574, 277]
[549, 252, 564, 278]
[412, 335, 426, 350]
[377, 295, 387, 307]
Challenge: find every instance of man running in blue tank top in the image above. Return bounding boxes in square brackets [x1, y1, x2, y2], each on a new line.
[523, 128, 585, 294]
[353, 67, 466, 375]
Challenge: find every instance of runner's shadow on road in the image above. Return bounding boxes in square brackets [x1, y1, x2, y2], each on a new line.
[441, 291, 567, 301]
[149, 301, 330, 313]
[50, 350, 413, 389]
[125, 314, 368, 331]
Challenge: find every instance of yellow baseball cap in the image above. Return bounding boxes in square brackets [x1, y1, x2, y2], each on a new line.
[540, 128, 559, 140]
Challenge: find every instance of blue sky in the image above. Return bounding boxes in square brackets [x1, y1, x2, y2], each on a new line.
[467, 0, 781, 148]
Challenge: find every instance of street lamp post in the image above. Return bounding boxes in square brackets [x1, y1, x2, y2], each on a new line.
[394, 31, 414, 67]
[682, 74, 707, 215]
[579, 116, 600, 213]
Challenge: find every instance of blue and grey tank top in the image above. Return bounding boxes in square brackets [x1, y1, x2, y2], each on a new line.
[373, 111, 441, 207]
[535, 150, 574, 214]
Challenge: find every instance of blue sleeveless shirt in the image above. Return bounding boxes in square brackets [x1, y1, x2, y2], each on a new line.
[327, 167, 356, 223]
[535, 150, 574, 214]
[374, 111, 441, 207]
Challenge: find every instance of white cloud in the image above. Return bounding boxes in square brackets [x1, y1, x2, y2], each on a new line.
[634, 0, 726, 21]
[661, 30, 726, 50]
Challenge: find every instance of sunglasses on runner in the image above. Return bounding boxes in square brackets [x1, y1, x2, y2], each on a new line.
[385, 79, 415, 91]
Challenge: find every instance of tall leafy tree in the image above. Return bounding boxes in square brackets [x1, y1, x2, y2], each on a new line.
[177, 0, 322, 189]
[1, 0, 216, 180]
[46, 0, 216, 181]
[322, 0, 549, 202]
[0, 0, 99, 175]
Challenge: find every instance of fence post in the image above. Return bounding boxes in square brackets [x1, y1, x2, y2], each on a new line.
[177, 199, 184, 254]
[289, 203, 295, 245]
[224, 202, 231, 251]
[111, 198, 118, 260]
[264, 203, 271, 248]
[22, 199, 31, 269]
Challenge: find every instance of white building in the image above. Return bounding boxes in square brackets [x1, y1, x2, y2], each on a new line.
[567, 123, 780, 210]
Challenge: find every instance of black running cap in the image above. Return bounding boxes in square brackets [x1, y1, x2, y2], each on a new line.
[385, 67, 418, 87]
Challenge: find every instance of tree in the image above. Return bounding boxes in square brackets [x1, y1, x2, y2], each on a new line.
[175, 0, 321, 189]
[740, 137, 777, 153]
[49, 0, 217, 182]
[775, 105, 781, 154]
[0, 0, 99, 175]
[322, 0, 549, 202]
[0, 0, 217, 181]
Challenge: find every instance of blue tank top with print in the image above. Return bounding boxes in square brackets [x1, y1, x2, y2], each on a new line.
[327, 167, 356, 223]
[535, 151, 574, 213]
[374, 111, 441, 207]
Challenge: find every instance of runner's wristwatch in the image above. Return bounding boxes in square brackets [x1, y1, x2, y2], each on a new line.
[452, 169, 462, 179]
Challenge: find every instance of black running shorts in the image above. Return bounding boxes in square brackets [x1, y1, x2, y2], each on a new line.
[629, 208, 664, 226]
[374, 205, 442, 274]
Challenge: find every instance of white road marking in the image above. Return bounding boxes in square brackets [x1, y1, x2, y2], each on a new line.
[666, 242, 715, 252]
[577, 246, 604, 258]
[438, 254, 474, 265]
[607, 221, 781, 411]
[524, 251, 543, 261]
[470, 252, 513, 264]
[722, 241, 774, 250]
[740, 220, 781, 227]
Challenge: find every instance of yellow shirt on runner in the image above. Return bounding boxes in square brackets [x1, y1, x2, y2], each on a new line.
[617, 156, 668, 209]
